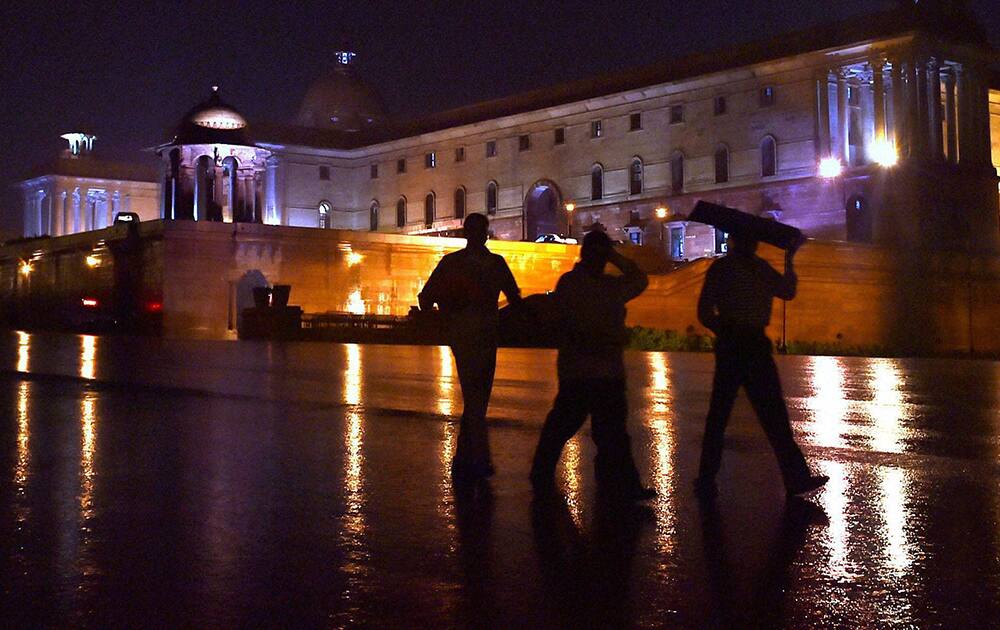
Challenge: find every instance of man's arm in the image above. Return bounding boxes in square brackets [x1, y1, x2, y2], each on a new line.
[418, 261, 445, 311]
[497, 257, 522, 306]
[772, 247, 799, 301]
[607, 249, 648, 302]
[697, 264, 721, 333]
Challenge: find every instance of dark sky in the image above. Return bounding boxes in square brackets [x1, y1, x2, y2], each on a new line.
[1, 0, 997, 237]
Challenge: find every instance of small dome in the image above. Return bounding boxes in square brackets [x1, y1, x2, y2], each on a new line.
[172, 87, 252, 145]
[296, 52, 387, 132]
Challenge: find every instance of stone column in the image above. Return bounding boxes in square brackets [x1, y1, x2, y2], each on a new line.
[265, 155, 280, 225]
[927, 58, 944, 161]
[56, 191, 66, 237]
[944, 67, 958, 162]
[817, 70, 832, 157]
[72, 188, 81, 234]
[836, 70, 850, 162]
[111, 191, 120, 224]
[957, 66, 976, 167]
[890, 57, 906, 156]
[911, 56, 928, 158]
[872, 58, 887, 143]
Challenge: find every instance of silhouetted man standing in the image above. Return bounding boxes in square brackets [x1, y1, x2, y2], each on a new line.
[694, 232, 827, 500]
[530, 230, 655, 502]
[420, 213, 521, 482]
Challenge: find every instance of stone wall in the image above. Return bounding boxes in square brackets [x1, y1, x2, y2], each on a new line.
[1, 220, 999, 353]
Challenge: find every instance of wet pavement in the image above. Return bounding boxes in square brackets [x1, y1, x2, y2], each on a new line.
[1, 331, 999, 627]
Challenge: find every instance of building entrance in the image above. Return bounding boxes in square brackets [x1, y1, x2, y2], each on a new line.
[524, 182, 561, 241]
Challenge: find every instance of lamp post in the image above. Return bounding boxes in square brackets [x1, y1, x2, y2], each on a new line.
[564, 201, 575, 238]
[654, 205, 668, 251]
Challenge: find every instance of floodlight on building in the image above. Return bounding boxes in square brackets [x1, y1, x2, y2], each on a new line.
[870, 138, 898, 167]
[60, 132, 96, 156]
[18, 261, 32, 276]
[85, 255, 100, 268]
[818, 156, 844, 179]
[654, 206, 669, 220]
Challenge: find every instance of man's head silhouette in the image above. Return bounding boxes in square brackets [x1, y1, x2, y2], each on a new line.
[463, 213, 489, 247]
[728, 231, 758, 255]
[581, 230, 613, 270]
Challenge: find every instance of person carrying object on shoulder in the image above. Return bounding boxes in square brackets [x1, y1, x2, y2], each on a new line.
[693, 231, 827, 501]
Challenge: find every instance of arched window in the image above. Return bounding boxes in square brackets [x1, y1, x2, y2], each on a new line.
[424, 192, 435, 228]
[318, 200, 331, 229]
[454, 187, 466, 220]
[369, 200, 379, 231]
[714, 145, 729, 184]
[629, 157, 643, 195]
[761, 135, 777, 177]
[396, 197, 407, 228]
[671, 152, 684, 194]
[486, 181, 498, 216]
[591, 163, 604, 200]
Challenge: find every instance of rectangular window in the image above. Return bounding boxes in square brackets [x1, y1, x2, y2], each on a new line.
[714, 96, 727, 116]
[370, 163, 378, 179]
[847, 85, 859, 106]
[554, 127, 565, 145]
[670, 104, 684, 124]
[518, 134, 530, 151]
[760, 86, 775, 107]
[591, 120, 602, 138]
[319, 165, 330, 180]
[486, 140, 497, 158]
[396, 158, 406, 174]
[455, 146, 465, 162]
[425, 152, 436, 168]
[629, 112, 642, 131]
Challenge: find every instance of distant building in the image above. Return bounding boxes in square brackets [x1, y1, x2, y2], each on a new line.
[16, 2, 1000, 256]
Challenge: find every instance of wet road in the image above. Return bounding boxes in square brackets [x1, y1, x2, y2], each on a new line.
[1, 331, 999, 627]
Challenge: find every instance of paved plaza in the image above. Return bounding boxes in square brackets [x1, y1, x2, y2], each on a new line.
[1, 332, 999, 627]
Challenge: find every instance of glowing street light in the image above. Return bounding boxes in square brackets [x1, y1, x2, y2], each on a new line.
[564, 201, 575, 237]
[818, 156, 844, 179]
[870, 138, 898, 167]
[654, 206, 668, 220]
[18, 261, 32, 276]
[85, 255, 100, 268]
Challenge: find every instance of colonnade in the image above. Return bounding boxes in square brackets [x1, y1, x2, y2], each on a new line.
[816, 50, 993, 169]
[23, 186, 130, 237]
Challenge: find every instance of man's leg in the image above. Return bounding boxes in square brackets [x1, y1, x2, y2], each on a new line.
[744, 350, 811, 489]
[530, 381, 589, 487]
[452, 342, 498, 472]
[697, 348, 744, 483]
[589, 379, 645, 494]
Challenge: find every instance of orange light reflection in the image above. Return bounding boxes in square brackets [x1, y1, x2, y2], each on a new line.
[805, 356, 849, 448]
[647, 352, 676, 553]
[80, 335, 97, 380]
[343, 343, 362, 406]
[16, 330, 30, 372]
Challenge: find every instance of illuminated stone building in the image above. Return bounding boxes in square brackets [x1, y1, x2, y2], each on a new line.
[17, 1, 1000, 258]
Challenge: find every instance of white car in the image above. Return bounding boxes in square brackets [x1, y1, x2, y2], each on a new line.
[534, 233, 578, 244]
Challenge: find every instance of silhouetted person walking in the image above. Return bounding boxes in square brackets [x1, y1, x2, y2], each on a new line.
[419, 213, 521, 482]
[530, 231, 655, 502]
[694, 232, 827, 500]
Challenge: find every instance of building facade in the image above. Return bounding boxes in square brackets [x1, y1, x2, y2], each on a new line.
[17, 3, 1000, 258]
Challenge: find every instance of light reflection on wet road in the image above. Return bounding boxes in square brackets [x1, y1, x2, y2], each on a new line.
[1, 331, 999, 627]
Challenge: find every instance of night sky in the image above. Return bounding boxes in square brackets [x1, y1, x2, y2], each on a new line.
[1, 0, 997, 237]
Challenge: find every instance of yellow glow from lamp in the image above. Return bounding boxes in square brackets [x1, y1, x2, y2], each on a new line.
[818, 156, 844, 179]
[346, 251, 363, 267]
[85, 255, 100, 268]
[870, 138, 898, 167]
[18, 261, 32, 276]
[564, 202, 575, 213]
[654, 206, 668, 220]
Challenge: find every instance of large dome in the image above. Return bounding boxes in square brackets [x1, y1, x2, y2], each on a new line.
[295, 52, 387, 132]
[172, 87, 252, 146]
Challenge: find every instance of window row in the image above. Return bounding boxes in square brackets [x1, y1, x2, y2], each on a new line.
[366, 182, 501, 230]
[588, 136, 778, 200]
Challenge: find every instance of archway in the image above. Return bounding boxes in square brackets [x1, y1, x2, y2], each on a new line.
[846, 194, 872, 243]
[524, 180, 562, 241]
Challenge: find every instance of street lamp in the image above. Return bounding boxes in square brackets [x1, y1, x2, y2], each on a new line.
[870, 138, 898, 168]
[564, 201, 575, 237]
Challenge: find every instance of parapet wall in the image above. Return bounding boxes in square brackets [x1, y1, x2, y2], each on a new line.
[1, 220, 998, 353]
